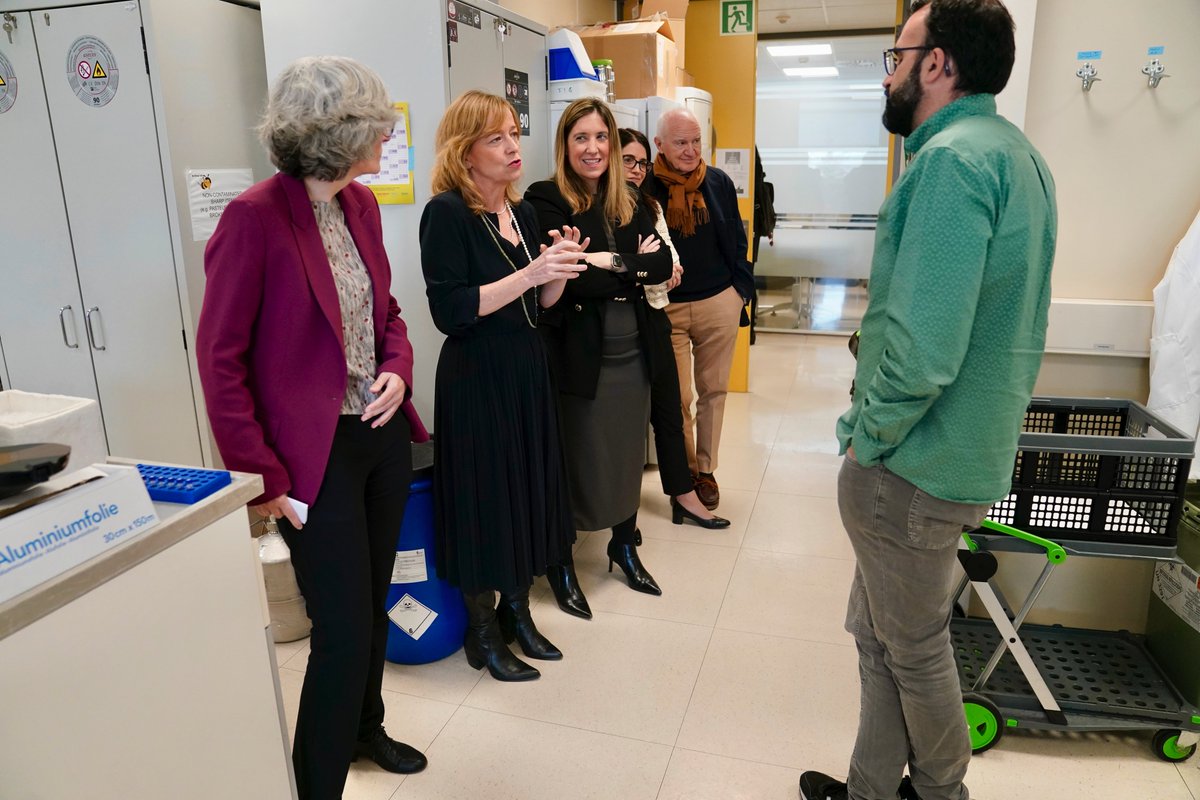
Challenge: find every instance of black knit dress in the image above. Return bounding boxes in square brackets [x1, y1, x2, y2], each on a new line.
[419, 190, 575, 594]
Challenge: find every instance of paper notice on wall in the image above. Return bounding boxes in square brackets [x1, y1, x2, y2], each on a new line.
[186, 168, 254, 242]
[1153, 560, 1200, 633]
[715, 148, 751, 197]
[391, 547, 428, 584]
[357, 101, 414, 205]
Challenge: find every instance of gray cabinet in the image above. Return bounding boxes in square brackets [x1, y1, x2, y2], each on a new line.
[0, 0, 270, 466]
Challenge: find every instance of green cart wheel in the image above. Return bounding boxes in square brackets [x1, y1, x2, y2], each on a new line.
[963, 693, 1004, 754]
[1152, 729, 1197, 763]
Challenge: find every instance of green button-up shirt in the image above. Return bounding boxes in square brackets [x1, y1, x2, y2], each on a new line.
[836, 93, 1058, 505]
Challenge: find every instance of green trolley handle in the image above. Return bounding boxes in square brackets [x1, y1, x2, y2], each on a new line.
[962, 520, 1068, 563]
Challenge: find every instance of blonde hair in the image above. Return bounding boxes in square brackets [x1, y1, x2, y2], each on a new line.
[553, 98, 635, 227]
[257, 56, 397, 182]
[431, 90, 522, 214]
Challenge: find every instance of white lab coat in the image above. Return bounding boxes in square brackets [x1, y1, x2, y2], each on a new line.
[1147, 207, 1200, 478]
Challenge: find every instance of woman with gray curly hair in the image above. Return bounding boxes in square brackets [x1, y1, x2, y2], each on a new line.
[197, 56, 429, 798]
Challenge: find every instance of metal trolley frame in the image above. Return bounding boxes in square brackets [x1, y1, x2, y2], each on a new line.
[951, 520, 1200, 762]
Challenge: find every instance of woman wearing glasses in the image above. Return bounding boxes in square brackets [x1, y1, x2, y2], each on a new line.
[619, 127, 730, 531]
[525, 98, 673, 613]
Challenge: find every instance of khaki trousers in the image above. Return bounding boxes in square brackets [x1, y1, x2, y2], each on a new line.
[664, 286, 743, 475]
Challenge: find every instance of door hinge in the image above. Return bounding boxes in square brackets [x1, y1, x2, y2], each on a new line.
[140, 26, 149, 74]
[181, 329, 188, 351]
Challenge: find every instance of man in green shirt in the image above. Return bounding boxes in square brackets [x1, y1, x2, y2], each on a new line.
[800, 2, 1057, 799]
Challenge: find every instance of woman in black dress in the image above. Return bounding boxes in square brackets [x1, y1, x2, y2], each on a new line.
[420, 90, 588, 681]
[525, 98, 674, 609]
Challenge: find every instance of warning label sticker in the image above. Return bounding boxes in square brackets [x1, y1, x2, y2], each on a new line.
[1153, 560, 1200, 634]
[387, 593, 438, 640]
[0, 50, 16, 114]
[66, 35, 119, 108]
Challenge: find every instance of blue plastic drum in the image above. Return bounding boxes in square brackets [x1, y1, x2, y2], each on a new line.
[384, 446, 467, 664]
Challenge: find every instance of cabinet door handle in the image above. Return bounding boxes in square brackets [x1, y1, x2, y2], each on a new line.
[85, 306, 107, 351]
[58, 305, 79, 348]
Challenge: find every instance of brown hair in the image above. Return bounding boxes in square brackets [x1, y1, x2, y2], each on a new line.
[431, 90, 522, 214]
[553, 98, 635, 227]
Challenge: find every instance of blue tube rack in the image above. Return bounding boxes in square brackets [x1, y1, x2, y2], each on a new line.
[136, 464, 232, 504]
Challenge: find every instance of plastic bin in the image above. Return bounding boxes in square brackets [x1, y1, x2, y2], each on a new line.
[1146, 483, 1200, 707]
[384, 441, 467, 665]
[0, 390, 106, 473]
[986, 398, 1194, 548]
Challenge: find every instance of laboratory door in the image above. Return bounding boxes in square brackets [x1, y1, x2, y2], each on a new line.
[35, 1, 202, 463]
[0, 11, 101, 403]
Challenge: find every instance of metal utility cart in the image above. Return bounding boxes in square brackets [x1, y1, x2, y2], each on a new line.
[950, 398, 1200, 762]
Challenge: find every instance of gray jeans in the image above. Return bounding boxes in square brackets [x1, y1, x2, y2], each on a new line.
[838, 456, 990, 800]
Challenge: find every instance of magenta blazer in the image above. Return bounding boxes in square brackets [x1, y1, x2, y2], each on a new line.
[197, 172, 429, 506]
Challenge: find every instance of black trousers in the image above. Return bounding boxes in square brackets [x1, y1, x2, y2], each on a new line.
[647, 307, 695, 497]
[278, 414, 412, 800]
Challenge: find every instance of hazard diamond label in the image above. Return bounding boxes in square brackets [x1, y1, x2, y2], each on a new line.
[387, 593, 438, 640]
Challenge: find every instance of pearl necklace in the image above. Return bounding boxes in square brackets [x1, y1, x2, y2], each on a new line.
[481, 201, 537, 328]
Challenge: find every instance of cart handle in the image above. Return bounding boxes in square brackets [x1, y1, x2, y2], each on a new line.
[962, 520, 1068, 563]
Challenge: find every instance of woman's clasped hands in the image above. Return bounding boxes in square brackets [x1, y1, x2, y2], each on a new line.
[527, 225, 590, 285]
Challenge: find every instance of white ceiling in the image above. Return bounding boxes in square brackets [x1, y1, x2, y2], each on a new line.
[757, 0, 897, 34]
[757, 33, 891, 83]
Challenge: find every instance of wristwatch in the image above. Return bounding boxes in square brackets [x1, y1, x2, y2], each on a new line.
[611, 253, 623, 272]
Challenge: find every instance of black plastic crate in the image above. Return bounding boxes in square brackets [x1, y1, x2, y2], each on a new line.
[988, 398, 1194, 547]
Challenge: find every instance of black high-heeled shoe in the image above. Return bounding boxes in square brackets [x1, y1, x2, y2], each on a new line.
[606, 537, 662, 596]
[671, 498, 731, 529]
[546, 562, 593, 619]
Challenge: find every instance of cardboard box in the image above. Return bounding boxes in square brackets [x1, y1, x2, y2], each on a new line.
[675, 67, 694, 88]
[625, 0, 688, 67]
[0, 465, 159, 604]
[575, 17, 680, 99]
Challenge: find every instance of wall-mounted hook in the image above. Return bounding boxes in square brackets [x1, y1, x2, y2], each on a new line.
[1076, 62, 1099, 92]
[1141, 58, 1168, 88]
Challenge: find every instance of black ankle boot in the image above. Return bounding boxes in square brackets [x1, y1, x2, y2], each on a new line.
[606, 537, 662, 596]
[546, 561, 593, 619]
[497, 588, 562, 660]
[462, 591, 540, 681]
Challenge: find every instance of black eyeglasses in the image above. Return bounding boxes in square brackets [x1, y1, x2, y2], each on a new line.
[622, 155, 651, 173]
[883, 46, 934, 75]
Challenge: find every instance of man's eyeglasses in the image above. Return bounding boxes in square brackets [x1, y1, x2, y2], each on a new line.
[622, 155, 651, 173]
[883, 46, 934, 75]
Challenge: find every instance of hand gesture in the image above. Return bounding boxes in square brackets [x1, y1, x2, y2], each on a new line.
[637, 233, 662, 254]
[526, 226, 590, 286]
[253, 494, 303, 529]
[362, 371, 407, 428]
[666, 262, 683, 291]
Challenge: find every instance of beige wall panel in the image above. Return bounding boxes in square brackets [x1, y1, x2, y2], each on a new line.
[1024, 0, 1200, 301]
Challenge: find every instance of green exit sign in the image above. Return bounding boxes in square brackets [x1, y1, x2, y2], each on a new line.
[721, 0, 755, 36]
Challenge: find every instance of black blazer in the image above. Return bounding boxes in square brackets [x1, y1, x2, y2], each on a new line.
[525, 179, 674, 399]
[644, 165, 756, 303]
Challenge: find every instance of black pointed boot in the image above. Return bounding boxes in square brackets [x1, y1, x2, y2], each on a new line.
[461, 591, 540, 681]
[497, 587, 563, 660]
[546, 559, 593, 619]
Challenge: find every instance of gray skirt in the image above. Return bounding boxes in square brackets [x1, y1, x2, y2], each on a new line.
[559, 301, 651, 531]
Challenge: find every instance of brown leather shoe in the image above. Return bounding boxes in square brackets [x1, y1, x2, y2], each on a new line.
[694, 472, 720, 510]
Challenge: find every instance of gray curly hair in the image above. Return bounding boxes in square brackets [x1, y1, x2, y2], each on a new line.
[258, 56, 397, 182]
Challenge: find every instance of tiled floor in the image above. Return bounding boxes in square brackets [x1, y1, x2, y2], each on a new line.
[274, 334, 1200, 800]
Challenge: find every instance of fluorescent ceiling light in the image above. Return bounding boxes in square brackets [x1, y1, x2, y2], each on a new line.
[767, 44, 834, 57]
[784, 67, 840, 78]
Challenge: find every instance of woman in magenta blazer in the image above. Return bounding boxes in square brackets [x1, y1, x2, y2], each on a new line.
[196, 57, 428, 800]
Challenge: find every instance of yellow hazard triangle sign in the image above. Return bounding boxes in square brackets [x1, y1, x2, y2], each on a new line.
[92, 61, 106, 79]
[0, 74, 6, 86]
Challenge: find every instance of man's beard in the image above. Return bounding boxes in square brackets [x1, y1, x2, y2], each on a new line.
[882, 66, 922, 137]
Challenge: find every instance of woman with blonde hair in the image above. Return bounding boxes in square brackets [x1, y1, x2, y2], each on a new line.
[419, 90, 587, 681]
[525, 98, 674, 610]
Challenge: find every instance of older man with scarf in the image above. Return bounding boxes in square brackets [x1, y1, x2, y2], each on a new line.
[646, 108, 754, 511]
